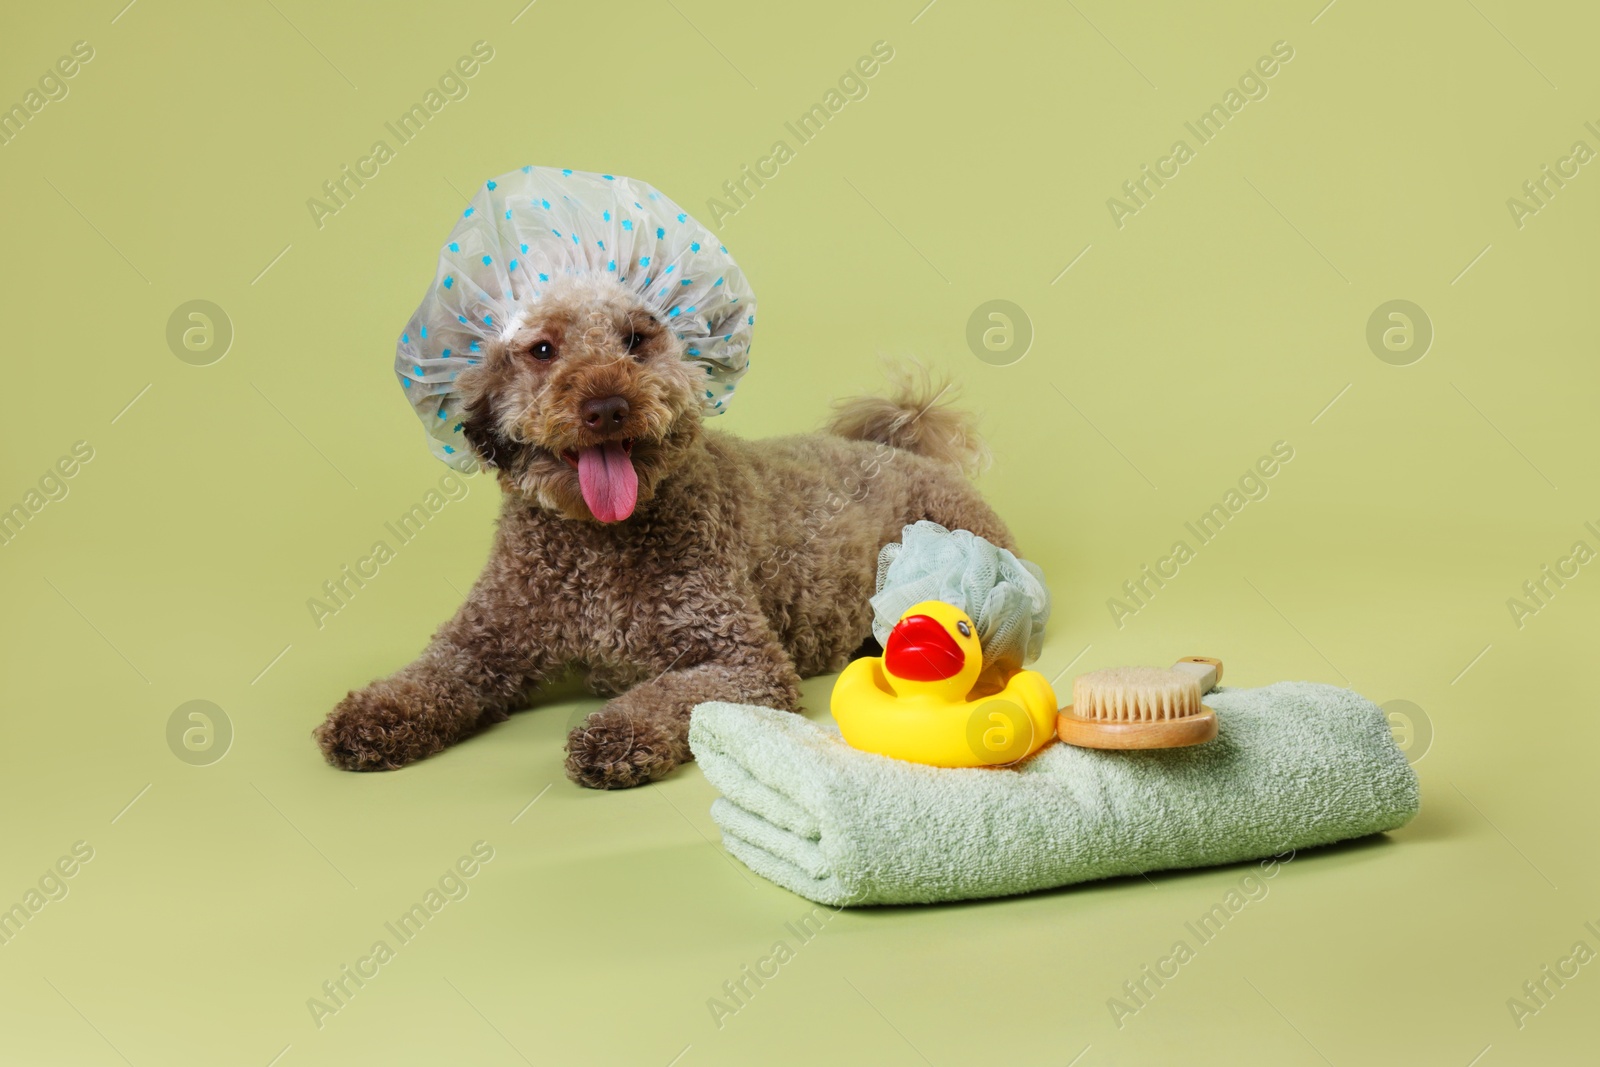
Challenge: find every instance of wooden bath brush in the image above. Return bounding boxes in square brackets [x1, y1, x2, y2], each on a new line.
[1056, 657, 1222, 749]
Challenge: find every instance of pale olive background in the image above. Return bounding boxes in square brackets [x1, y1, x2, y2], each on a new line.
[2, 0, 1596, 1064]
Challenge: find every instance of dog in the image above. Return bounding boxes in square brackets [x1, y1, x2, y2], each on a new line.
[315, 274, 1015, 788]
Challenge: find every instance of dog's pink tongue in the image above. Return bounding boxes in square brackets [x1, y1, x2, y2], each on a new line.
[576, 442, 638, 523]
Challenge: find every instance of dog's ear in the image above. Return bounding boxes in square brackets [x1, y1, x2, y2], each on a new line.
[460, 396, 513, 470]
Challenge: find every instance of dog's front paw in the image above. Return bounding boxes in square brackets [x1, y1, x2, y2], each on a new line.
[564, 709, 687, 789]
[315, 682, 451, 771]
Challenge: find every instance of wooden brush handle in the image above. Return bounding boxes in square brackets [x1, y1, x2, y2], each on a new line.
[1171, 656, 1222, 693]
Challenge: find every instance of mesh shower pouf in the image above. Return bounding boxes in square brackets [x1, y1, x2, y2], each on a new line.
[871, 521, 1052, 677]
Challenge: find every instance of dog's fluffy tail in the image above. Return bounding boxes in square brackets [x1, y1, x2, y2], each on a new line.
[826, 361, 989, 475]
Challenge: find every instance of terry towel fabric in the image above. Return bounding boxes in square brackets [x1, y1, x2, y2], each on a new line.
[688, 682, 1420, 906]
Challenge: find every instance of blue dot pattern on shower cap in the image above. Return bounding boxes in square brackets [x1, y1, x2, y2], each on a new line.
[393, 165, 758, 471]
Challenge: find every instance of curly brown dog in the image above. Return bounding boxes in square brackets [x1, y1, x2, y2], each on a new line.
[315, 275, 1014, 788]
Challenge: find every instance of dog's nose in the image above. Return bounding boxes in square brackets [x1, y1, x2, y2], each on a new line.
[580, 395, 630, 430]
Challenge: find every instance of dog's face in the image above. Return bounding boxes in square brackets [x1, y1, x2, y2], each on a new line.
[457, 276, 704, 523]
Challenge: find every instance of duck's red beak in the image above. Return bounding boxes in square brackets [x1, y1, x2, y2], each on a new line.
[884, 614, 965, 682]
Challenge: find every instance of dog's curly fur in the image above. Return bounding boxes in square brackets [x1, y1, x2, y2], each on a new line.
[315, 275, 1014, 788]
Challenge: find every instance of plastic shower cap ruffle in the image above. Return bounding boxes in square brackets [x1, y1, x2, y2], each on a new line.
[871, 521, 1052, 677]
[395, 165, 757, 470]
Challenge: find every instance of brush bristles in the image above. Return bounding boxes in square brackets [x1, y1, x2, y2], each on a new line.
[1072, 667, 1203, 722]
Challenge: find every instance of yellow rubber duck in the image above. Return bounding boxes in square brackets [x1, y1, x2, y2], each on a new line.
[831, 600, 1058, 768]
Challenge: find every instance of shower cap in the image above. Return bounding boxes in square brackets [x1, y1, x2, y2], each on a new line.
[394, 165, 758, 470]
[871, 521, 1051, 676]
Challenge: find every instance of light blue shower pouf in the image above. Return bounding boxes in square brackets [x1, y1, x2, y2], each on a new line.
[870, 520, 1050, 677]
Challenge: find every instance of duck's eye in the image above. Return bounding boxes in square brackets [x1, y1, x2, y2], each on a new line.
[531, 340, 556, 362]
[956, 620, 972, 638]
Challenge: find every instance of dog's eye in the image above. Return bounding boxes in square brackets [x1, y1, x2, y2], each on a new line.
[956, 620, 972, 638]
[531, 340, 556, 362]
[626, 332, 645, 355]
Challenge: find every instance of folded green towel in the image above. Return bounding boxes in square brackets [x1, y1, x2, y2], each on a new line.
[688, 682, 1420, 906]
